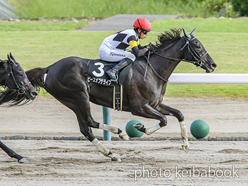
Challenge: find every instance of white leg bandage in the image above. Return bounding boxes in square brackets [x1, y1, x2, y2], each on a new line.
[180, 121, 189, 148]
[179, 121, 188, 139]
[145, 124, 161, 135]
[99, 124, 119, 134]
[92, 138, 109, 156]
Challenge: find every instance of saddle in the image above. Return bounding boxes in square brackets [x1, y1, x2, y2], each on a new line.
[86, 59, 133, 111]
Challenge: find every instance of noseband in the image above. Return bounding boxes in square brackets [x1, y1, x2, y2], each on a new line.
[4, 62, 31, 94]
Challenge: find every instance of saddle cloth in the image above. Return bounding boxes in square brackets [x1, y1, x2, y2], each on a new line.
[86, 59, 132, 86]
[86, 59, 132, 111]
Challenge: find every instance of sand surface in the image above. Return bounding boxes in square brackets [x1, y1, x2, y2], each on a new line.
[0, 97, 248, 185]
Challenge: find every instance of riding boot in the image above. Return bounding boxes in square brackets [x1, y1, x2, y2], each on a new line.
[106, 58, 130, 81]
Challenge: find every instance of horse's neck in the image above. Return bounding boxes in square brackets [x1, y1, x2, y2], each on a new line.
[151, 38, 184, 81]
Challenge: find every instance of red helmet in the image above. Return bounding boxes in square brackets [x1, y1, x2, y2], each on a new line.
[133, 18, 152, 31]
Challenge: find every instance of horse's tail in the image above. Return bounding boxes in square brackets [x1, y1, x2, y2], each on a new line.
[26, 67, 48, 92]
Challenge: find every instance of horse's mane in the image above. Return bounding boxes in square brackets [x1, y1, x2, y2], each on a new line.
[0, 88, 32, 106]
[26, 67, 47, 90]
[154, 28, 182, 50]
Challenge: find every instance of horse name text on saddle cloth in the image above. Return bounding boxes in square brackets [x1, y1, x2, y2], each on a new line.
[87, 76, 112, 86]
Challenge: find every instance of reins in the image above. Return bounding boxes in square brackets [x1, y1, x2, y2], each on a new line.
[143, 51, 168, 82]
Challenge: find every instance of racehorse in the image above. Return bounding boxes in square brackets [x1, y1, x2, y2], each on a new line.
[0, 53, 38, 163]
[26, 28, 217, 161]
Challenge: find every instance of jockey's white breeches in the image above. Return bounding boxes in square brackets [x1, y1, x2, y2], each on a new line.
[99, 46, 135, 62]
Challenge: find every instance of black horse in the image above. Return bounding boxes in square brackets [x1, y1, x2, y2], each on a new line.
[26, 28, 216, 161]
[0, 53, 38, 163]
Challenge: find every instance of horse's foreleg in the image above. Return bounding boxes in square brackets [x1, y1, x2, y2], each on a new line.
[135, 123, 163, 135]
[179, 121, 189, 152]
[0, 141, 28, 163]
[156, 103, 189, 152]
[132, 104, 167, 135]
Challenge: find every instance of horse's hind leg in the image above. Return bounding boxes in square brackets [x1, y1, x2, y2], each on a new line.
[76, 113, 122, 162]
[74, 104, 129, 140]
[58, 99, 121, 162]
[0, 141, 28, 163]
[78, 125, 120, 161]
[98, 124, 129, 140]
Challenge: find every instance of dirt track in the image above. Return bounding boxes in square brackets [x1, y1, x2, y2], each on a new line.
[0, 97, 248, 185]
[0, 140, 247, 186]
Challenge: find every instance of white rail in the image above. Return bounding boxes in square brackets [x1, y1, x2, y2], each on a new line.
[168, 73, 248, 84]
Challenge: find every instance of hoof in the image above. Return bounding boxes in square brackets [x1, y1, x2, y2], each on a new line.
[111, 157, 121, 162]
[18, 158, 28, 163]
[109, 153, 121, 162]
[119, 134, 129, 140]
[133, 123, 146, 133]
[182, 145, 189, 153]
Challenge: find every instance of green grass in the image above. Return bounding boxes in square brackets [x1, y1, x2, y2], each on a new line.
[0, 18, 247, 98]
[152, 18, 248, 33]
[166, 84, 248, 98]
[0, 20, 88, 31]
[1, 30, 247, 74]
[0, 31, 109, 69]
[9, 0, 216, 19]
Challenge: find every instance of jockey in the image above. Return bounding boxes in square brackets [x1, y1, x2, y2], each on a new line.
[99, 18, 152, 81]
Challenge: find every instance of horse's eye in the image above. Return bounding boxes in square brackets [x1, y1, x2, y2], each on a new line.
[18, 70, 23, 76]
[195, 42, 201, 48]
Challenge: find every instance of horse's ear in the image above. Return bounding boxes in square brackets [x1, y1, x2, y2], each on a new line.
[190, 27, 196, 35]
[183, 29, 191, 39]
[10, 53, 16, 61]
[7, 53, 16, 66]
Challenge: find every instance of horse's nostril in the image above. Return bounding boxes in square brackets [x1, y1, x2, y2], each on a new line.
[212, 63, 217, 68]
[32, 91, 38, 97]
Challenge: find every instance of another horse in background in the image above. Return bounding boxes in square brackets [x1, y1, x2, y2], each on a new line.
[0, 53, 38, 163]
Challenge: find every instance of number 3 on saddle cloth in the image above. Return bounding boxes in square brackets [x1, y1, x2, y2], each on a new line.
[86, 59, 133, 111]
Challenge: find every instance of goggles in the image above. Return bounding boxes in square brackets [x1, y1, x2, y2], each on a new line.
[142, 30, 149, 35]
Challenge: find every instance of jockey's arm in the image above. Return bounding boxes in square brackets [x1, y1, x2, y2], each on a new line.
[128, 36, 147, 57]
[137, 44, 147, 49]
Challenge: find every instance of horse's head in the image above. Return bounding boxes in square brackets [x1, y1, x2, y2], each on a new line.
[0, 53, 38, 102]
[182, 28, 217, 73]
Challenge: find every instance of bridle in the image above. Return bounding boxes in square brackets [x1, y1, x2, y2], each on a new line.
[4, 61, 31, 94]
[180, 36, 209, 66]
[149, 36, 208, 66]
[143, 36, 209, 82]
